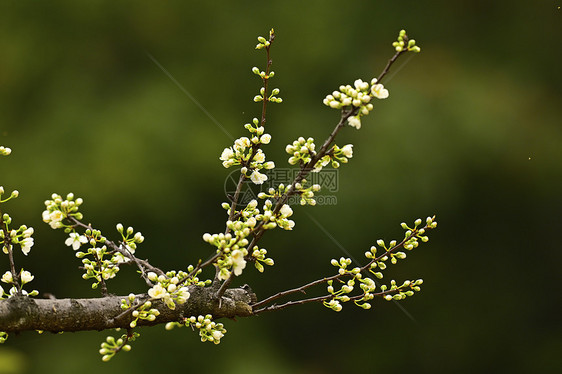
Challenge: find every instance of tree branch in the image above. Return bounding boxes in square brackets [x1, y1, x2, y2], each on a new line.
[0, 285, 255, 333]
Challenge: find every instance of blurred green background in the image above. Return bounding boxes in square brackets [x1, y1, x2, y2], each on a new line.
[1, 1, 561, 373]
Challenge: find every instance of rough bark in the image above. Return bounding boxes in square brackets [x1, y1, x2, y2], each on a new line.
[0, 285, 255, 333]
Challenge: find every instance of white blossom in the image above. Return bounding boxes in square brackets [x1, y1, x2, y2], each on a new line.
[341, 144, 354, 158]
[362, 278, 376, 292]
[43, 210, 64, 229]
[65, 232, 88, 250]
[234, 137, 251, 151]
[148, 284, 168, 299]
[220, 147, 234, 161]
[250, 170, 268, 185]
[231, 249, 247, 276]
[1, 271, 13, 284]
[20, 270, 34, 284]
[212, 330, 224, 341]
[176, 287, 191, 304]
[354, 79, 369, 91]
[280, 204, 293, 217]
[22, 227, 34, 238]
[20, 237, 34, 256]
[253, 150, 266, 163]
[370, 79, 389, 99]
[348, 115, 361, 129]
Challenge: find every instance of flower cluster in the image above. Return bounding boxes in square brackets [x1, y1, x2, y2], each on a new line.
[42, 193, 84, 229]
[220, 130, 275, 185]
[1, 269, 38, 298]
[77, 243, 123, 289]
[121, 294, 161, 328]
[323, 78, 389, 130]
[146, 271, 191, 309]
[115, 223, 145, 254]
[392, 29, 421, 53]
[292, 179, 322, 206]
[0, 146, 11, 156]
[258, 199, 295, 230]
[204, 197, 293, 279]
[284, 136, 354, 175]
[326, 144, 354, 170]
[69, 227, 125, 289]
[204, 220, 252, 281]
[166, 315, 227, 345]
[1, 219, 34, 256]
[286, 137, 316, 166]
[250, 247, 274, 273]
[99, 332, 139, 362]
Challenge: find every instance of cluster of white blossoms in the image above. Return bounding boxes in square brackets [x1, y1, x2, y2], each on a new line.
[220, 118, 275, 185]
[0, 222, 34, 256]
[42, 193, 84, 229]
[146, 272, 191, 310]
[203, 198, 290, 280]
[323, 78, 389, 130]
[284, 136, 354, 175]
[203, 221, 251, 281]
[1, 269, 38, 298]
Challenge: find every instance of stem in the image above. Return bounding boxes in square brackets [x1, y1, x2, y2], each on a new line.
[377, 49, 405, 83]
[215, 273, 234, 300]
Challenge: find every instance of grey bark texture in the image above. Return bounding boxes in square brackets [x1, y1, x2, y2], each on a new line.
[0, 285, 255, 333]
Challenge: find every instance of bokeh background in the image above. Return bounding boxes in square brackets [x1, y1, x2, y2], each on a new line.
[1, 1, 561, 373]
